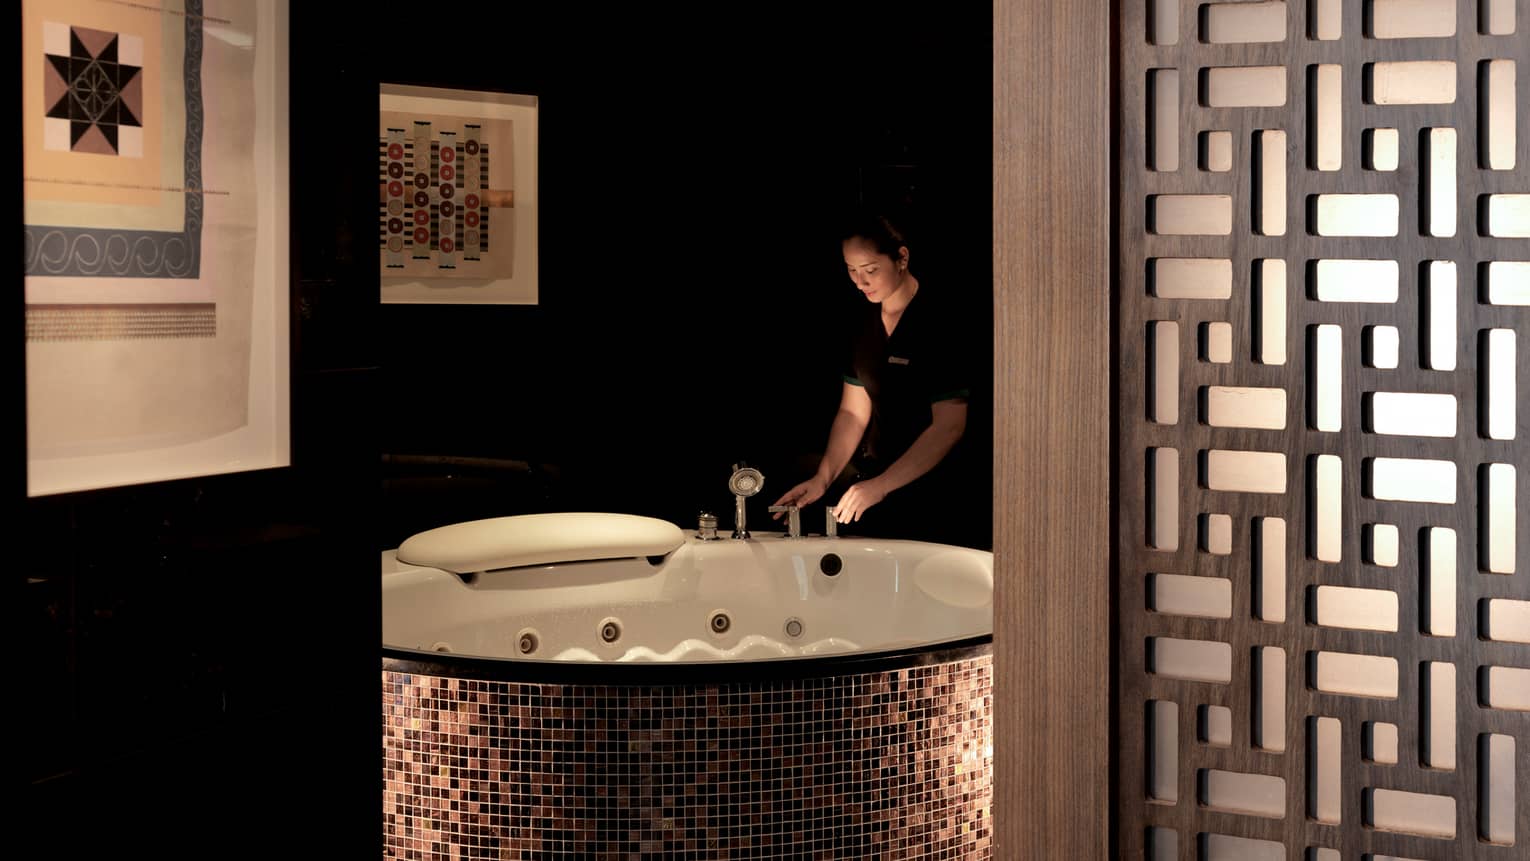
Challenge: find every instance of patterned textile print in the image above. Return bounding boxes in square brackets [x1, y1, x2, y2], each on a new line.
[376, 137, 491, 258]
[23, 0, 205, 280]
[43, 23, 144, 155]
[382, 655, 993, 859]
[26, 304, 216, 341]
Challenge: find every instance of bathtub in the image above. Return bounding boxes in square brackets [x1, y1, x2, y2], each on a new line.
[382, 513, 993, 859]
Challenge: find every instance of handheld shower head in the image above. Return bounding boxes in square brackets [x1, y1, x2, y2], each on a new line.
[728, 464, 764, 539]
[728, 465, 764, 498]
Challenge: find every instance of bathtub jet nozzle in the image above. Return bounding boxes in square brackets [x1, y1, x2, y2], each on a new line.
[729, 463, 764, 539]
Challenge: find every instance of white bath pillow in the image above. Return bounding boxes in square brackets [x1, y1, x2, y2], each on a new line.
[397, 512, 686, 573]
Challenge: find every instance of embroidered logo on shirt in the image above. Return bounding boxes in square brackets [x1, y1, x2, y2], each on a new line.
[888, 356, 911, 365]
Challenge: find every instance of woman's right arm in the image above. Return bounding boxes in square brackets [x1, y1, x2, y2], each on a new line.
[771, 381, 872, 512]
[814, 381, 872, 484]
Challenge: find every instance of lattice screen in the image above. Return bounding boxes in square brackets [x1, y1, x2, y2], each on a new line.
[1117, 2, 1528, 858]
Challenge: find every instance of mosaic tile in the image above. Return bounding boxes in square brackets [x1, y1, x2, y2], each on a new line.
[382, 654, 992, 859]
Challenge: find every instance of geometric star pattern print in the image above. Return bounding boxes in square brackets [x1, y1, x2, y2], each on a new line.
[43, 23, 143, 156]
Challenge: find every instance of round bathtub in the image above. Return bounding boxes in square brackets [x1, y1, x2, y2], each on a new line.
[381, 514, 993, 859]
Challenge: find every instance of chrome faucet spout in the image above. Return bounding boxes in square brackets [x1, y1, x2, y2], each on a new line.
[767, 504, 801, 538]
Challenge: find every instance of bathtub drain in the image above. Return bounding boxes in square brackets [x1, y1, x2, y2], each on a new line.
[783, 618, 804, 639]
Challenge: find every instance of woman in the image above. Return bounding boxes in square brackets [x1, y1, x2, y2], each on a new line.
[770, 212, 972, 543]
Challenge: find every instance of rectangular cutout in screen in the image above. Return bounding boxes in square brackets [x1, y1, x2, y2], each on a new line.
[1367, 61, 1457, 104]
[1483, 329, 1516, 439]
[1147, 700, 1178, 801]
[1482, 463, 1517, 574]
[1254, 517, 1286, 622]
[1366, 721, 1399, 764]
[1312, 585, 1398, 632]
[1365, 127, 1399, 170]
[1313, 651, 1398, 698]
[1203, 2, 1287, 43]
[1149, 573, 1232, 618]
[1310, 325, 1342, 431]
[1204, 66, 1287, 106]
[1484, 598, 1530, 643]
[1484, 261, 1530, 305]
[1149, 637, 1233, 683]
[1254, 259, 1287, 364]
[1423, 528, 1457, 637]
[1151, 258, 1232, 299]
[1202, 322, 1233, 363]
[1480, 734, 1516, 844]
[1149, 322, 1179, 424]
[1200, 704, 1232, 746]
[1205, 449, 1287, 493]
[1148, 69, 1180, 171]
[1423, 129, 1457, 236]
[1481, 665, 1530, 711]
[1310, 65, 1343, 170]
[1312, 454, 1342, 562]
[1368, 522, 1400, 567]
[1149, 447, 1179, 551]
[1256, 130, 1287, 234]
[1313, 0, 1342, 38]
[1150, 195, 1233, 235]
[1314, 259, 1399, 302]
[1365, 392, 1457, 437]
[1485, 194, 1530, 236]
[1482, 60, 1516, 170]
[1204, 386, 1287, 429]
[1200, 834, 1283, 861]
[1423, 261, 1457, 370]
[1309, 715, 1342, 823]
[1483, 0, 1516, 35]
[1422, 661, 1456, 769]
[1253, 646, 1286, 751]
[1366, 457, 1457, 504]
[1149, 0, 1179, 44]
[1314, 194, 1398, 236]
[1200, 768, 1286, 818]
[1369, 0, 1456, 38]
[1201, 130, 1233, 171]
[1366, 325, 1401, 368]
[1366, 788, 1456, 838]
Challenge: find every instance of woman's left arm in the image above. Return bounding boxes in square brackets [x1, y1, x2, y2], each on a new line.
[833, 399, 966, 521]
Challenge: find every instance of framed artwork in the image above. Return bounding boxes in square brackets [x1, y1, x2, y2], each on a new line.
[21, 0, 291, 496]
[378, 83, 539, 305]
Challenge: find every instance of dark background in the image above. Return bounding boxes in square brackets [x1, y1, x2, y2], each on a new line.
[17, 3, 992, 855]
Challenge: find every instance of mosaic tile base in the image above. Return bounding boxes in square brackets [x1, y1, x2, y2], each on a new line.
[383, 654, 992, 859]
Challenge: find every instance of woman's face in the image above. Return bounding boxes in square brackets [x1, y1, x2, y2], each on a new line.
[842, 237, 906, 304]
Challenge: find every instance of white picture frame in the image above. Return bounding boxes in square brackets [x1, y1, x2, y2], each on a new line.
[378, 83, 540, 305]
[21, 0, 291, 496]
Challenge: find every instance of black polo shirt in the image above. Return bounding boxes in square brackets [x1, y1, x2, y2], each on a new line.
[843, 288, 971, 466]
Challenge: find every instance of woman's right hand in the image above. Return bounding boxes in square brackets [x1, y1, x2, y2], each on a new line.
[770, 475, 829, 517]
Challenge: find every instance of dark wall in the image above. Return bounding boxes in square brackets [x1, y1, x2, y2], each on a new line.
[19, 3, 991, 856]
[377, 2, 995, 548]
[20, 3, 381, 853]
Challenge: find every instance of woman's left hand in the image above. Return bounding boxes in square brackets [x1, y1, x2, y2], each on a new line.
[833, 480, 887, 523]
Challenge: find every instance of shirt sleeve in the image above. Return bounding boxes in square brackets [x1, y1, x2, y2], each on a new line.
[843, 312, 866, 386]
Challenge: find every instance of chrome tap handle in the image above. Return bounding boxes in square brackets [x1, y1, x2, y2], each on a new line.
[767, 504, 801, 538]
[825, 507, 839, 538]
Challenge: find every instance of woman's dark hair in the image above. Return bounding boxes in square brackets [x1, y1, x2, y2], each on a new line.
[839, 210, 912, 259]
